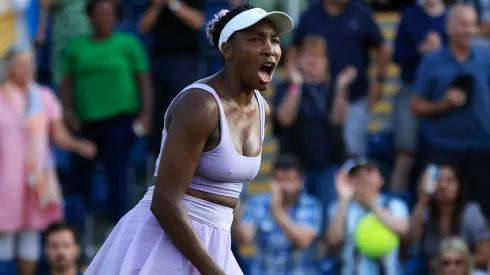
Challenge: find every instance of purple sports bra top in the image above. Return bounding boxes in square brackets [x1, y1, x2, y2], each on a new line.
[153, 83, 265, 198]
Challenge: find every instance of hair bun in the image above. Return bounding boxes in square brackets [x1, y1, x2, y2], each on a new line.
[218, 9, 229, 17]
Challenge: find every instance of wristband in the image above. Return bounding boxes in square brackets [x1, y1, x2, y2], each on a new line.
[168, 0, 181, 12]
[288, 84, 301, 95]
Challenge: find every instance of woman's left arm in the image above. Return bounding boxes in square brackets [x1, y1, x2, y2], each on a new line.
[129, 36, 153, 134]
[43, 89, 96, 158]
[134, 73, 153, 134]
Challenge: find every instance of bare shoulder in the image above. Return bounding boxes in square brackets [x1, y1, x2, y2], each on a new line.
[168, 88, 219, 136]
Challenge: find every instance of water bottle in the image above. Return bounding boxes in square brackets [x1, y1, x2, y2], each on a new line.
[424, 164, 440, 194]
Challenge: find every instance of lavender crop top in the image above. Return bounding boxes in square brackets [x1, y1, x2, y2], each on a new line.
[153, 83, 265, 198]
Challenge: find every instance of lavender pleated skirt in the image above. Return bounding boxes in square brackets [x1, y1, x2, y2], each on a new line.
[84, 188, 243, 275]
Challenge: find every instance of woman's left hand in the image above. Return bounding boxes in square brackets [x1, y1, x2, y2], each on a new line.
[74, 140, 97, 159]
[134, 114, 152, 137]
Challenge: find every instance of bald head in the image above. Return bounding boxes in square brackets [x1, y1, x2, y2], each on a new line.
[447, 4, 476, 24]
[446, 4, 478, 47]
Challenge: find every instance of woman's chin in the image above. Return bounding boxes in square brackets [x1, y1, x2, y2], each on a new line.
[255, 82, 271, 92]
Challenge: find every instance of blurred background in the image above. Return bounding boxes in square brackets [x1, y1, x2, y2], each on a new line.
[1, 0, 489, 274]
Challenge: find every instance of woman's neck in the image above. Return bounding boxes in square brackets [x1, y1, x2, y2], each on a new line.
[324, 0, 347, 16]
[220, 68, 255, 107]
[424, 3, 445, 17]
[52, 266, 78, 275]
[438, 201, 454, 217]
[8, 80, 29, 92]
[304, 74, 327, 84]
[92, 30, 111, 40]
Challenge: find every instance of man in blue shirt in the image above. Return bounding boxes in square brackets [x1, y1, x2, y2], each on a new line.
[290, 0, 389, 157]
[411, 4, 490, 220]
[232, 155, 323, 275]
[390, 0, 448, 193]
[325, 158, 409, 275]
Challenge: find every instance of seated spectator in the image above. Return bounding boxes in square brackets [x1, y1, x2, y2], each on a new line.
[411, 4, 490, 222]
[0, 46, 95, 275]
[232, 155, 323, 275]
[391, 0, 448, 192]
[290, 0, 389, 158]
[274, 35, 354, 205]
[435, 237, 477, 275]
[405, 165, 490, 273]
[62, 0, 152, 227]
[43, 222, 82, 275]
[326, 158, 409, 275]
[0, 0, 32, 82]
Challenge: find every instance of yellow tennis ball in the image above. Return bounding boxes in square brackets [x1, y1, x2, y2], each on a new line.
[355, 213, 399, 258]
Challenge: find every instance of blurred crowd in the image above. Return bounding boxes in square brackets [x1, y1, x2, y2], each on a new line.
[1, 0, 490, 275]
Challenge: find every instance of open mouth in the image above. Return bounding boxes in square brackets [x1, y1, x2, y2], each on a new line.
[258, 61, 276, 83]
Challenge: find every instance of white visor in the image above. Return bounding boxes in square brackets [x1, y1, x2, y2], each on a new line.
[218, 8, 294, 52]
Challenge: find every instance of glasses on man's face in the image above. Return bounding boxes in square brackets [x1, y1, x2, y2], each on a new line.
[441, 258, 464, 267]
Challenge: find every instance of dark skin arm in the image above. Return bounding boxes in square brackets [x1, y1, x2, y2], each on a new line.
[474, 239, 490, 268]
[135, 73, 153, 133]
[60, 75, 80, 132]
[150, 89, 225, 275]
[411, 94, 453, 117]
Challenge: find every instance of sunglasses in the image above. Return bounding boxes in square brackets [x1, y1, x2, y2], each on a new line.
[441, 259, 464, 267]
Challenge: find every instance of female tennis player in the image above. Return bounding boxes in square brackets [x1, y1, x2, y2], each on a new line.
[84, 4, 293, 275]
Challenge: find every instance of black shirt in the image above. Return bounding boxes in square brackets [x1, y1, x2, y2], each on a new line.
[150, 0, 205, 56]
[273, 81, 345, 171]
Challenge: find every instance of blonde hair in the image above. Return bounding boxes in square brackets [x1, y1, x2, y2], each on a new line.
[436, 237, 473, 275]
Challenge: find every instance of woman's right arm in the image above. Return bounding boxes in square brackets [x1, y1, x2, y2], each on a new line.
[151, 89, 225, 275]
[60, 40, 80, 131]
[138, 1, 163, 33]
[404, 202, 427, 245]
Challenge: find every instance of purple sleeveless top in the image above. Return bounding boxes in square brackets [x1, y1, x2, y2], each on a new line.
[153, 83, 265, 198]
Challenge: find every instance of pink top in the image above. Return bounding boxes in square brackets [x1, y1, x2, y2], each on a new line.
[0, 85, 63, 232]
[154, 83, 265, 198]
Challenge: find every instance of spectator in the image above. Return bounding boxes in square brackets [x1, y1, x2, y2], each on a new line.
[391, 0, 448, 192]
[326, 158, 409, 275]
[458, 0, 490, 48]
[38, 0, 91, 87]
[43, 222, 82, 275]
[435, 237, 475, 275]
[274, 35, 354, 205]
[411, 4, 490, 221]
[138, 0, 205, 157]
[62, 0, 152, 226]
[0, 0, 32, 82]
[290, 0, 389, 158]
[0, 46, 95, 275]
[232, 155, 323, 275]
[405, 165, 490, 272]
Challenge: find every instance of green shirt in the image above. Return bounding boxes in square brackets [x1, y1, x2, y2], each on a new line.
[63, 33, 148, 122]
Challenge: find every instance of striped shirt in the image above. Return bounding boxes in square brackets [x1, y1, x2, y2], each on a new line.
[327, 196, 409, 275]
[242, 193, 323, 275]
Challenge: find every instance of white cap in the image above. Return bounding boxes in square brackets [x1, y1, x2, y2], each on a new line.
[218, 8, 294, 52]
